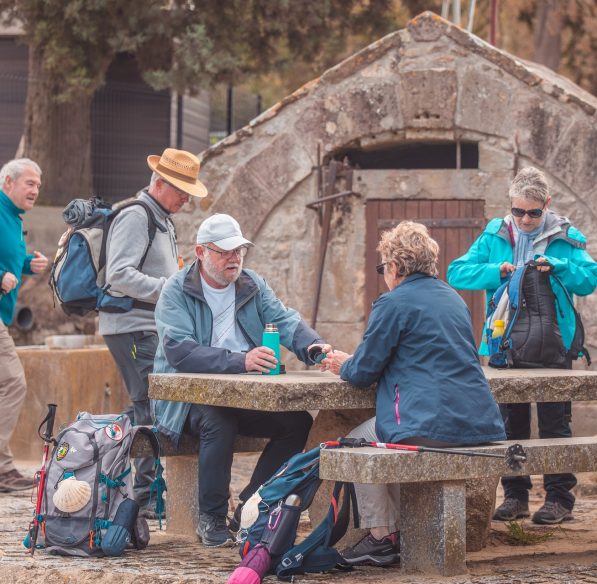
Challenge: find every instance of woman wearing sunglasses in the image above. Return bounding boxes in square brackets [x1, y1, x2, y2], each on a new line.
[320, 221, 506, 567]
[448, 166, 597, 526]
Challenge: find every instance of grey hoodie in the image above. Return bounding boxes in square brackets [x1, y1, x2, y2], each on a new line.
[99, 191, 179, 335]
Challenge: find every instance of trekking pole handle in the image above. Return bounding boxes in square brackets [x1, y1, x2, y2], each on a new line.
[39, 403, 58, 443]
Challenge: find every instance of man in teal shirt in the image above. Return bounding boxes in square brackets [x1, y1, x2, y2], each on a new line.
[0, 158, 48, 492]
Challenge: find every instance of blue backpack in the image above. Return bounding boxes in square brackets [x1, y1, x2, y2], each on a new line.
[486, 260, 590, 368]
[238, 446, 358, 581]
[49, 198, 160, 316]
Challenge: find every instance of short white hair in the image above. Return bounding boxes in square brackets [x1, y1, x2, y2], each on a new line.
[509, 167, 549, 204]
[0, 158, 42, 187]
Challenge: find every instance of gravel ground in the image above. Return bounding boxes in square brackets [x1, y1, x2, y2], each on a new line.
[2, 455, 597, 584]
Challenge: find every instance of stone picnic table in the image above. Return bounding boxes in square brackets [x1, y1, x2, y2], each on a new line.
[149, 366, 597, 410]
[147, 366, 597, 541]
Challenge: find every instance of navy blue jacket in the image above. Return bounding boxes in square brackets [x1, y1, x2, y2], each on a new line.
[340, 273, 506, 444]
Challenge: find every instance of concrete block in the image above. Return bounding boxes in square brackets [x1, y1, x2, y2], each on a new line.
[165, 455, 199, 536]
[400, 69, 457, 129]
[400, 480, 466, 575]
[12, 347, 128, 461]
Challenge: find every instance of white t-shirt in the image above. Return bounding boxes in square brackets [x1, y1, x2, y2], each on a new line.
[201, 275, 250, 353]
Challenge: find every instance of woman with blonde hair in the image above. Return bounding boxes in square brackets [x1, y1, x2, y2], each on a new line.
[322, 221, 505, 567]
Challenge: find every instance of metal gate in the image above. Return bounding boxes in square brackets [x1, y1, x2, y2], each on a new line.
[365, 198, 486, 345]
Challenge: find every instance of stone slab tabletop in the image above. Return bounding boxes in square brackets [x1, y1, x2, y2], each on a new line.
[319, 436, 597, 484]
[149, 367, 597, 411]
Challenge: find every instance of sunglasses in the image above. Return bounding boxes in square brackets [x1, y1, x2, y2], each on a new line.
[376, 263, 386, 275]
[511, 207, 544, 219]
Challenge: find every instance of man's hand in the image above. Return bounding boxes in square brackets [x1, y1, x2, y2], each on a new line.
[245, 346, 278, 373]
[1, 271, 19, 294]
[500, 262, 515, 278]
[30, 251, 49, 273]
[320, 350, 351, 376]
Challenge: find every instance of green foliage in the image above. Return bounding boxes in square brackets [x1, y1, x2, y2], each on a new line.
[504, 520, 562, 546]
[0, 0, 397, 101]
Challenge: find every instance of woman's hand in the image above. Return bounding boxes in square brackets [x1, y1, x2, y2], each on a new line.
[320, 350, 351, 376]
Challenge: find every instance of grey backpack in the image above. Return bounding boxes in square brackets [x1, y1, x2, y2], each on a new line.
[36, 412, 164, 557]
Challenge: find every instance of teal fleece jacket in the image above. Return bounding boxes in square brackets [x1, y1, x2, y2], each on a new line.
[447, 213, 597, 355]
[0, 190, 34, 325]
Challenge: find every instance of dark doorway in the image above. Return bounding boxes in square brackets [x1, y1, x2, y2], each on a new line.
[337, 142, 479, 170]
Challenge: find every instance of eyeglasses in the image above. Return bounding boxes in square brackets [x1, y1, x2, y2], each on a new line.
[205, 245, 248, 258]
[511, 207, 544, 219]
[376, 263, 386, 275]
[163, 179, 189, 198]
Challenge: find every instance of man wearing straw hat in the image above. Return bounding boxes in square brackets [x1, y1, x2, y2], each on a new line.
[100, 148, 207, 518]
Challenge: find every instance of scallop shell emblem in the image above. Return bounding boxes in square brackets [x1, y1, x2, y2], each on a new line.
[53, 477, 92, 513]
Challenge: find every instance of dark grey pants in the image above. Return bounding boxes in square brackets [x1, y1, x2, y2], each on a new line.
[104, 330, 158, 508]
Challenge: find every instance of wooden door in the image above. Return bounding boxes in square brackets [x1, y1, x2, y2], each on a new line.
[365, 199, 486, 345]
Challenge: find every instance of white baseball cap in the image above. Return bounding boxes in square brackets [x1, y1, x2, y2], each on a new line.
[196, 214, 254, 250]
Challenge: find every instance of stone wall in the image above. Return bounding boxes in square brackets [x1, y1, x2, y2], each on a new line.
[11, 347, 128, 460]
[172, 13, 596, 365]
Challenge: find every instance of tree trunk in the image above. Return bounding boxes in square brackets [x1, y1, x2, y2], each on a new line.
[23, 45, 93, 207]
[534, 0, 563, 72]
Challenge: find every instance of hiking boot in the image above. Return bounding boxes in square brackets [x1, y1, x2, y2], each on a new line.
[532, 501, 573, 525]
[197, 512, 234, 547]
[492, 498, 530, 521]
[0, 469, 32, 493]
[228, 502, 244, 533]
[138, 505, 166, 520]
[341, 532, 400, 566]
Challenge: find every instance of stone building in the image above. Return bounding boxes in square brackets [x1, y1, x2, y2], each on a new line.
[163, 12, 597, 365]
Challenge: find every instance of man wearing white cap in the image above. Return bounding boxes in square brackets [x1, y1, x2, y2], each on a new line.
[152, 213, 329, 546]
[100, 148, 208, 517]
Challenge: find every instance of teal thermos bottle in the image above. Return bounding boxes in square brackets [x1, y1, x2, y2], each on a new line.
[262, 323, 280, 375]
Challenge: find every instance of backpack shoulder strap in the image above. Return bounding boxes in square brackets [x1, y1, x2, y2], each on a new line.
[123, 200, 161, 271]
[275, 481, 357, 581]
[130, 426, 167, 526]
[550, 273, 592, 365]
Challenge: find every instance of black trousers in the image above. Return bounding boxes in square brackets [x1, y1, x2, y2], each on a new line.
[184, 404, 313, 517]
[104, 331, 158, 507]
[500, 401, 576, 509]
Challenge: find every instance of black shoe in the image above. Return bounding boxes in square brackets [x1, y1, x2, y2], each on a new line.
[138, 505, 166, 520]
[532, 501, 573, 525]
[197, 513, 234, 547]
[492, 498, 530, 521]
[0, 469, 32, 492]
[341, 532, 400, 566]
[228, 502, 244, 533]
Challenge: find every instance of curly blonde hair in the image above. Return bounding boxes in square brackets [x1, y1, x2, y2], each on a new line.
[377, 221, 439, 277]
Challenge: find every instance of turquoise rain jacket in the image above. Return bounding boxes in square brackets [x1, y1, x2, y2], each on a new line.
[0, 190, 34, 325]
[152, 262, 323, 444]
[339, 274, 506, 445]
[447, 212, 597, 355]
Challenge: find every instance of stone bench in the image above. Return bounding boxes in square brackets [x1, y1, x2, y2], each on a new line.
[131, 431, 268, 534]
[319, 436, 597, 576]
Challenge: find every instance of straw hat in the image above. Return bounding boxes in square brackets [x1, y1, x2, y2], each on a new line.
[147, 148, 208, 198]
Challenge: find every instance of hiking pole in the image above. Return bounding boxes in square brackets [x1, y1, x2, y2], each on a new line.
[26, 403, 57, 555]
[322, 437, 527, 471]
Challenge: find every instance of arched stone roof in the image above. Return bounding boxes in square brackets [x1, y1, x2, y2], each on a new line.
[179, 11, 596, 246]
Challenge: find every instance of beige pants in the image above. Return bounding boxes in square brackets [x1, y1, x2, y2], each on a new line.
[0, 320, 27, 474]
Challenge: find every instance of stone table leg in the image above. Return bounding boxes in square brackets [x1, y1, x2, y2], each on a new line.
[400, 480, 467, 576]
[165, 455, 199, 537]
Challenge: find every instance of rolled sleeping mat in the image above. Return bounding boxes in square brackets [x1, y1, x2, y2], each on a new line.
[101, 498, 139, 557]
